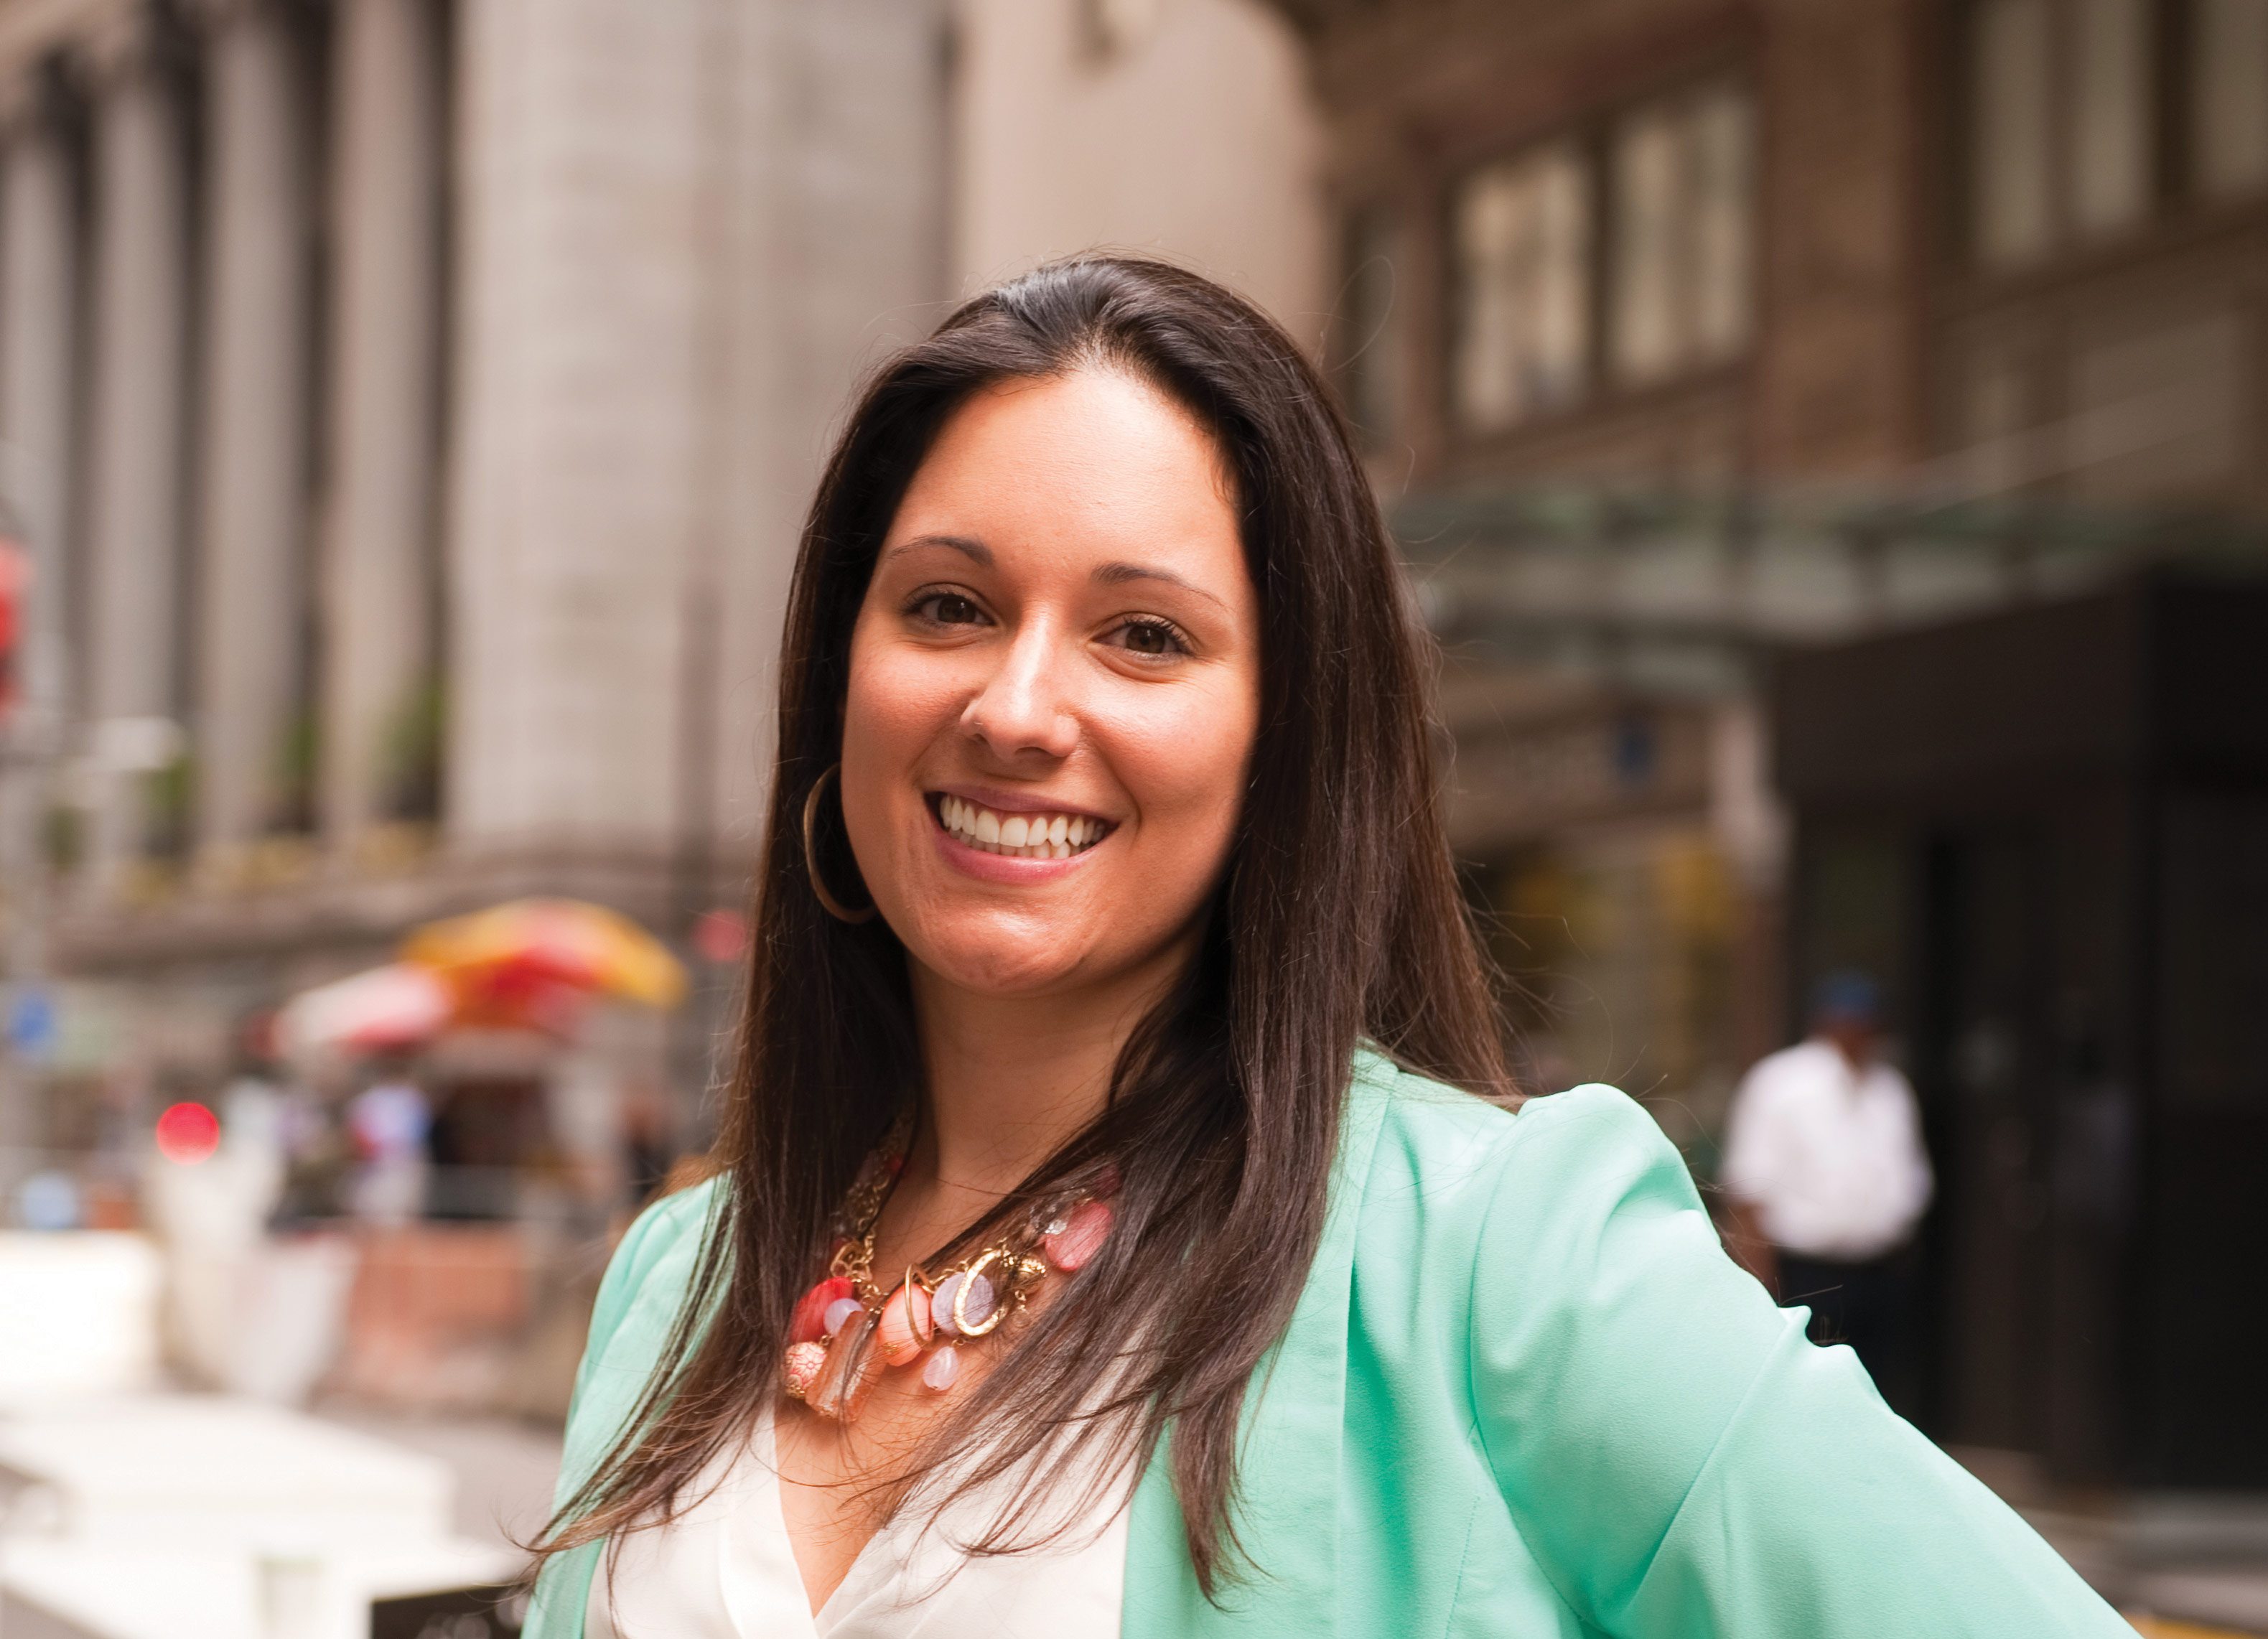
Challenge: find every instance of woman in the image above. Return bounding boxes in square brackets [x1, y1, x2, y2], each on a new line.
[526, 258, 2127, 1637]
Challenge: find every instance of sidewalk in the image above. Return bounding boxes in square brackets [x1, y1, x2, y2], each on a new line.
[1954, 1447, 2268, 1637]
[311, 1406, 564, 1556]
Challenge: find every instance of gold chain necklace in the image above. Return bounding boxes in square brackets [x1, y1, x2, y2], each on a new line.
[781, 1122, 1118, 1422]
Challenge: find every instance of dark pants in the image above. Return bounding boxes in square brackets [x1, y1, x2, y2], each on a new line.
[1776, 1248, 1913, 1404]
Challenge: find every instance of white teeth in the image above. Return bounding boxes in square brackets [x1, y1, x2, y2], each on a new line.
[936, 797, 1106, 859]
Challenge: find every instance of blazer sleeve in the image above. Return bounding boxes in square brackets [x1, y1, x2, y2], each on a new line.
[1467, 1084, 2131, 1639]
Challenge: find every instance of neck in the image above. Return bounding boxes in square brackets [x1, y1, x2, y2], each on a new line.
[905, 942, 1189, 1210]
[1820, 1034, 1871, 1074]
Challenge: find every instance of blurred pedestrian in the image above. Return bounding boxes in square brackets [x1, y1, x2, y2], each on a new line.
[1722, 971, 1933, 1396]
[345, 1071, 430, 1225]
[617, 1079, 674, 1212]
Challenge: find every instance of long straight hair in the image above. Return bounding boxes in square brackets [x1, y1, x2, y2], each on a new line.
[533, 256, 1511, 1593]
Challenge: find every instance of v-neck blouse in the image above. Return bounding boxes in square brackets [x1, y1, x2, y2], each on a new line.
[585, 1406, 1131, 1639]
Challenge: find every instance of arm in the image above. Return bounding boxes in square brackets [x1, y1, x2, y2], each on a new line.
[1469, 1086, 2130, 1639]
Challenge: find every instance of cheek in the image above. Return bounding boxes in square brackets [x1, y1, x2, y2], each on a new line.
[837, 639, 961, 876]
[843, 645, 956, 765]
[1113, 686, 1257, 860]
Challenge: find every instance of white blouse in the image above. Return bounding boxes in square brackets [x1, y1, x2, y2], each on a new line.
[586, 1407, 1131, 1639]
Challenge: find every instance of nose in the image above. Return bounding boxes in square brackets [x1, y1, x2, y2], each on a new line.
[961, 620, 1078, 762]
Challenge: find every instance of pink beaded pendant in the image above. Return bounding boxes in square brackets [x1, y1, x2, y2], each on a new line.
[954, 1269, 998, 1332]
[783, 1341, 826, 1399]
[808, 1309, 884, 1421]
[1043, 1199, 1113, 1271]
[876, 1279, 934, 1366]
[790, 1276, 854, 1346]
[922, 1345, 961, 1392]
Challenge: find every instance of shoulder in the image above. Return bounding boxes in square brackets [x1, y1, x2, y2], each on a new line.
[1346, 1050, 1690, 1270]
[584, 1176, 726, 1368]
[618, 1173, 724, 1277]
[1863, 1060, 1921, 1101]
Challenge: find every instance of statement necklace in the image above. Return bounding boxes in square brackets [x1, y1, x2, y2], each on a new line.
[781, 1124, 1117, 1424]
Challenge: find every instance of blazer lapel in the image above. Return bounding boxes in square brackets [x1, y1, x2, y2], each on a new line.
[1121, 1051, 1394, 1638]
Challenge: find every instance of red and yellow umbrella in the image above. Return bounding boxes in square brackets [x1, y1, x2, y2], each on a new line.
[401, 897, 689, 1031]
[277, 900, 689, 1060]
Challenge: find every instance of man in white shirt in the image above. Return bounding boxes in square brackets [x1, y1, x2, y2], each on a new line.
[1720, 972, 1933, 1397]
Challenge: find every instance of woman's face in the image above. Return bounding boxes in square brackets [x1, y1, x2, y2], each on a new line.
[839, 368, 1261, 1001]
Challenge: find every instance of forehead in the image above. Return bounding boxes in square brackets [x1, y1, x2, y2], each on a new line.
[884, 370, 1239, 568]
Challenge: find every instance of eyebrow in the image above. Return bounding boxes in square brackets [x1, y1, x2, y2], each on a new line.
[882, 533, 994, 567]
[1093, 561, 1228, 610]
[882, 538, 1229, 612]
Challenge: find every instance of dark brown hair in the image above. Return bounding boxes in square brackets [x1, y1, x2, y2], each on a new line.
[533, 255, 1511, 1593]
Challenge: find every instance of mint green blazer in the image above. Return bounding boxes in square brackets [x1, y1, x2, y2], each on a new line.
[528, 1051, 2129, 1636]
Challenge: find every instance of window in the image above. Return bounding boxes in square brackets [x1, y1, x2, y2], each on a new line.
[1453, 141, 1592, 432]
[2068, 0, 2153, 233]
[1969, 0, 2058, 264]
[1969, 0, 2155, 263]
[1610, 83, 1755, 385]
[2194, 0, 2268, 196]
[1966, 0, 2268, 269]
[1449, 80, 1755, 434]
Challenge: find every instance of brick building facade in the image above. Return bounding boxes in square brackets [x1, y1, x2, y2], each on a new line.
[1264, 0, 2268, 1485]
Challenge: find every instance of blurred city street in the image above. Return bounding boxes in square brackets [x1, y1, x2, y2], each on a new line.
[0, 0, 2262, 1631]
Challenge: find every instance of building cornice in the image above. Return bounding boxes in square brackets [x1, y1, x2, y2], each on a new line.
[49, 841, 753, 975]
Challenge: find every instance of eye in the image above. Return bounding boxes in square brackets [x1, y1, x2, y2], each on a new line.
[910, 591, 988, 627]
[1102, 617, 1190, 659]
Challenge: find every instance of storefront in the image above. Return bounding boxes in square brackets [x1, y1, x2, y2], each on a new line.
[1777, 571, 2268, 1486]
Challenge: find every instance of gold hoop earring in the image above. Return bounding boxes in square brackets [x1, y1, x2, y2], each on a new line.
[801, 764, 877, 925]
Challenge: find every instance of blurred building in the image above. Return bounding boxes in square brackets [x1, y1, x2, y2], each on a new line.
[1261, 0, 2268, 1493]
[0, 0, 949, 1151]
[951, 0, 1326, 337]
[0, 0, 1329, 1177]
[0, 0, 1329, 1403]
[1281, 0, 2268, 500]
[1776, 576, 2268, 1490]
[1258, 0, 2268, 1124]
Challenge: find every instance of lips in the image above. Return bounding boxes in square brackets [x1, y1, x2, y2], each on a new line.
[934, 794, 1112, 860]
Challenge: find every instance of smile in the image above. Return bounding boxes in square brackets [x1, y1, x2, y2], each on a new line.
[934, 794, 1112, 860]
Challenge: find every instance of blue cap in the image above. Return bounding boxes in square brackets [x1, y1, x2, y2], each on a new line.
[1811, 970, 1881, 1025]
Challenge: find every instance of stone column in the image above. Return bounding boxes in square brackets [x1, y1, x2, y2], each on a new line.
[80, 13, 192, 895]
[0, 70, 78, 1160]
[194, 0, 314, 872]
[1, 72, 80, 740]
[447, 0, 952, 876]
[322, 0, 442, 854]
[446, 0, 718, 861]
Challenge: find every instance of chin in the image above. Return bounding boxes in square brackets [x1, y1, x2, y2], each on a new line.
[920, 938, 1091, 999]
[885, 895, 1111, 996]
